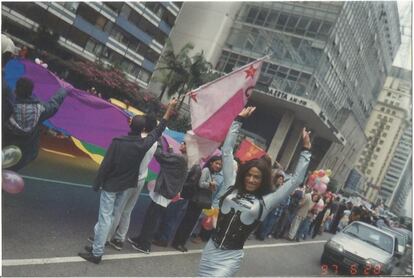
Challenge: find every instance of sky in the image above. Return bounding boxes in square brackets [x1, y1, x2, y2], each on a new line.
[394, 1, 412, 218]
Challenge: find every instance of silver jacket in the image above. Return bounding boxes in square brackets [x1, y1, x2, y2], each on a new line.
[212, 119, 311, 250]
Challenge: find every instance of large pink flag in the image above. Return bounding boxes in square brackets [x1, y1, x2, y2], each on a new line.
[185, 59, 263, 166]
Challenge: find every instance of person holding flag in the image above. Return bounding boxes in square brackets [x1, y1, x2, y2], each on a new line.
[197, 107, 312, 276]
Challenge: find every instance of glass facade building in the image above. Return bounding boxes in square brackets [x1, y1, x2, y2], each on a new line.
[216, 2, 400, 130]
[2, 2, 181, 87]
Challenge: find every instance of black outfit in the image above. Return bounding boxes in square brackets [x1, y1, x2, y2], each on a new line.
[130, 144, 188, 252]
[171, 164, 203, 247]
[93, 120, 167, 192]
[330, 202, 346, 234]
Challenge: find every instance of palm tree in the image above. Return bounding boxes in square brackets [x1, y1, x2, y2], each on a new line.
[154, 40, 223, 104]
[154, 40, 194, 100]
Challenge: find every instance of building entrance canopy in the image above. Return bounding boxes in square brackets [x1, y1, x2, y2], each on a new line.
[253, 87, 346, 145]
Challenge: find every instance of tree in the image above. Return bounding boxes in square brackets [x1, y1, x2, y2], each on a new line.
[154, 40, 223, 106]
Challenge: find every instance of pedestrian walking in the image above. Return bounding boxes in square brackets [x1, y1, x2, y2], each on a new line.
[197, 107, 312, 277]
[170, 156, 222, 252]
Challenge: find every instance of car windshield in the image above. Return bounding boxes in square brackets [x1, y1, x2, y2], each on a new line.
[343, 223, 394, 254]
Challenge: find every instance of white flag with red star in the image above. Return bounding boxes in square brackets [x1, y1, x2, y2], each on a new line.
[185, 59, 263, 166]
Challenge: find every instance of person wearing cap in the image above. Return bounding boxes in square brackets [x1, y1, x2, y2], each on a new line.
[78, 98, 177, 264]
[2, 34, 19, 67]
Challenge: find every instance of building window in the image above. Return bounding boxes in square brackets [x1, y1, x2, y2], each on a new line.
[120, 4, 132, 18]
[58, 2, 79, 13]
[379, 140, 384, 145]
[391, 111, 396, 115]
[385, 125, 390, 130]
[367, 169, 371, 175]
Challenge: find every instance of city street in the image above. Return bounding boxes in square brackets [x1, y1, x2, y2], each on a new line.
[2, 137, 333, 277]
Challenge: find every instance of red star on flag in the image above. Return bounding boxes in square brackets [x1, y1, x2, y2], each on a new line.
[189, 91, 198, 103]
[244, 65, 257, 79]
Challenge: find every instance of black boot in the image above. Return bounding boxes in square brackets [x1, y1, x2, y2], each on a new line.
[78, 252, 102, 264]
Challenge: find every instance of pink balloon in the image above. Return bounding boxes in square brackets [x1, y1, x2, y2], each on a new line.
[318, 170, 325, 177]
[314, 183, 327, 194]
[2, 170, 24, 194]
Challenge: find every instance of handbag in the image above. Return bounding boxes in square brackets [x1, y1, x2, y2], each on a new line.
[192, 187, 212, 209]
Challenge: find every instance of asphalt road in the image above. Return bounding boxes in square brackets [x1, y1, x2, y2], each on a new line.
[2, 137, 411, 276]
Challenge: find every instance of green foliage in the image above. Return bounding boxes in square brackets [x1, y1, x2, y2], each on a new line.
[155, 40, 223, 102]
[167, 115, 192, 133]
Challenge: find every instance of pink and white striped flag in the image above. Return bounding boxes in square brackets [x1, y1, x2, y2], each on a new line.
[185, 59, 264, 166]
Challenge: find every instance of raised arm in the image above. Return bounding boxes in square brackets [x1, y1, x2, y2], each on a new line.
[262, 128, 312, 214]
[141, 98, 177, 150]
[40, 88, 67, 120]
[218, 107, 256, 198]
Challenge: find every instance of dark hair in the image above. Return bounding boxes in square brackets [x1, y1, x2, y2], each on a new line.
[259, 154, 272, 169]
[130, 115, 146, 134]
[203, 155, 222, 173]
[15, 77, 34, 98]
[234, 158, 272, 196]
[144, 114, 157, 132]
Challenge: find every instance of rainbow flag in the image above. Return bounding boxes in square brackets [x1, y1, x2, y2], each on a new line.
[4, 58, 184, 185]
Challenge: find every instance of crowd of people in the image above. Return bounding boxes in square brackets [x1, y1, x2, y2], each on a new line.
[2, 34, 408, 277]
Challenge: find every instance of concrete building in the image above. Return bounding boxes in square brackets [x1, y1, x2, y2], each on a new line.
[356, 67, 411, 204]
[2, 2, 181, 87]
[169, 2, 401, 186]
[388, 125, 412, 215]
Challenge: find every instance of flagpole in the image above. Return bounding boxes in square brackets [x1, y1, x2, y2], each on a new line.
[185, 53, 272, 96]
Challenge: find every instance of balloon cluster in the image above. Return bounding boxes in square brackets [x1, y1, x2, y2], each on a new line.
[307, 169, 332, 194]
[201, 208, 219, 230]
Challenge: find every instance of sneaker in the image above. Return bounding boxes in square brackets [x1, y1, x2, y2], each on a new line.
[78, 252, 102, 264]
[171, 244, 188, 252]
[84, 245, 93, 253]
[152, 239, 168, 247]
[109, 239, 123, 251]
[88, 236, 109, 247]
[2, 145, 22, 169]
[130, 241, 150, 254]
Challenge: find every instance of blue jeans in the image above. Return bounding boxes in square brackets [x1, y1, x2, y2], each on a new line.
[257, 208, 280, 238]
[92, 190, 125, 256]
[295, 216, 312, 240]
[155, 199, 188, 242]
[109, 181, 145, 242]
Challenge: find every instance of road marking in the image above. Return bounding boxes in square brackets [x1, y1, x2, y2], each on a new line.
[3, 240, 326, 266]
[41, 148, 76, 158]
[20, 175, 150, 196]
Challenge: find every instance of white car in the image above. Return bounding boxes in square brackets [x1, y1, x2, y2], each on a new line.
[321, 221, 398, 275]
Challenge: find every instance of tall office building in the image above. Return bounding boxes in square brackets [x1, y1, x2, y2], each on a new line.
[2, 2, 181, 87]
[387, 125, 412, 215]
[356, 67, 411, 204]
[170, 2, 401, 185]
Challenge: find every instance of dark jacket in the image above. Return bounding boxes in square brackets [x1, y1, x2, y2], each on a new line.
[3, 88, 67, 170]
[153, 144, 188, 199]
[180, 164, 202, 199]
[94, 119, 167, 192]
